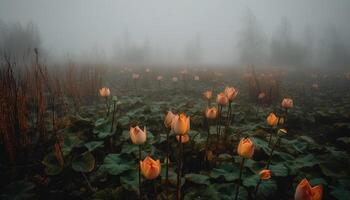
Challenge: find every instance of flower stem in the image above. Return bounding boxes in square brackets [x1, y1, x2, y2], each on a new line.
[81, 172, 95, 192]
[110, 100, 117, 152]
[105, 96, 110, 117]
[216, 105, 223, 151]
[255, 134, 280, 198]
[166, 130, 170, 198]
[139, 145, 142, 200]
[235, 157, 245, 200]
[224, 101, 232, 141]
[204, 118, 210, 163]
[177, 135, 183, 200]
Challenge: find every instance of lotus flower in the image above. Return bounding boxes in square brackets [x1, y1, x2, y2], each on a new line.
[281, 98, 293, 109]
[259, 169, 271, 180]
[224, 87, 238, 101]
[267, 113, 279, 127]
[140, 156, 161, 180]
[129, 126, 146, 145]
[216, 92, 229, 106]
[295, 178, 323, 200]
[205, 106, 218, 119]
[99, 87, 110, 97]
[203, 90, 212, 101]
[164, 111, 176, 128]
[172, 113, 190, 135]
[237, 138, 254, 159]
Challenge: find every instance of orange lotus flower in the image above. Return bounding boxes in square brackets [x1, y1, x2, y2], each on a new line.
[140, 156, 161, 180]
[203, 90, 212, 100]
[176, 134, 190, 143]
[216, 92, 229, 106]
[295, 178, 323, 200]
[259, 169, 271, 180]
[99, 87, 110, 97]
[129, 126, 146, 145]
[281, 98, 293, 109]
[224, 87, 238, 101]
[237, 138, 254, 159]
[172, 113, 190, 135]
[267, 113, 279, 127]
[164, 111, 176, 128]
[205, 106, 218, 119]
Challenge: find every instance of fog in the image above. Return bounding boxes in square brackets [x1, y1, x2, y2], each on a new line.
[1, 0, 350, 68]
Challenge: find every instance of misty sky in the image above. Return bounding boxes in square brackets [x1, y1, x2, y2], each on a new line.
[1, 0, 350, 65]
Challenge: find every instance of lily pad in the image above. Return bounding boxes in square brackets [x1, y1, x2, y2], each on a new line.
[72, 151, 95, 172]
[99, 154, 134, 175]
[84, 141, 104, 151]
[185, 173, 210, 185]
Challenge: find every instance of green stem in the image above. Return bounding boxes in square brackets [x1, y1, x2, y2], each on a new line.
[139, 145, 142, 200]
[110, 101, 117, 151]
[235, 158, 245, 200]
[177, 135, 183, 200]
[105, 96, 110, 117]
[204, 118, 210, 163]
[216, 105, 223, 151]
[166, 130, 170, 199]
[255, 135, 280, 198]
[81, 172, 95, 192]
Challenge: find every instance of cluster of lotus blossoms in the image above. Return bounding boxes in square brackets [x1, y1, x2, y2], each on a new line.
[99, 85, 322, 200]
[129, 68, 201, 84]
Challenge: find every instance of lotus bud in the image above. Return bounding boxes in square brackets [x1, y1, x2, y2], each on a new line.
[203, 90, 212, 101]
[205, 106, 218, 119]
[176, 134, 190, 143]
[145, 68, 150, 73]
[156, 75, 163, 81]
[172, 77, 178, 82]
[129, 126, 146, 145]
[140, 156, 161, 180]
[99, 87, 110, 97]
[216, 92, 229, 106]
[237, 138, 254, 159]
[259, 169, 271, 180]
[224, 87, 239, 101]
[172, 113, 190, 135]
[164, 111, 176, 128]
[267, 113, 279, 127]
[281, 98, 293, 109]
[194, 75, 200, 81]
[295, 178, 323, 200]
